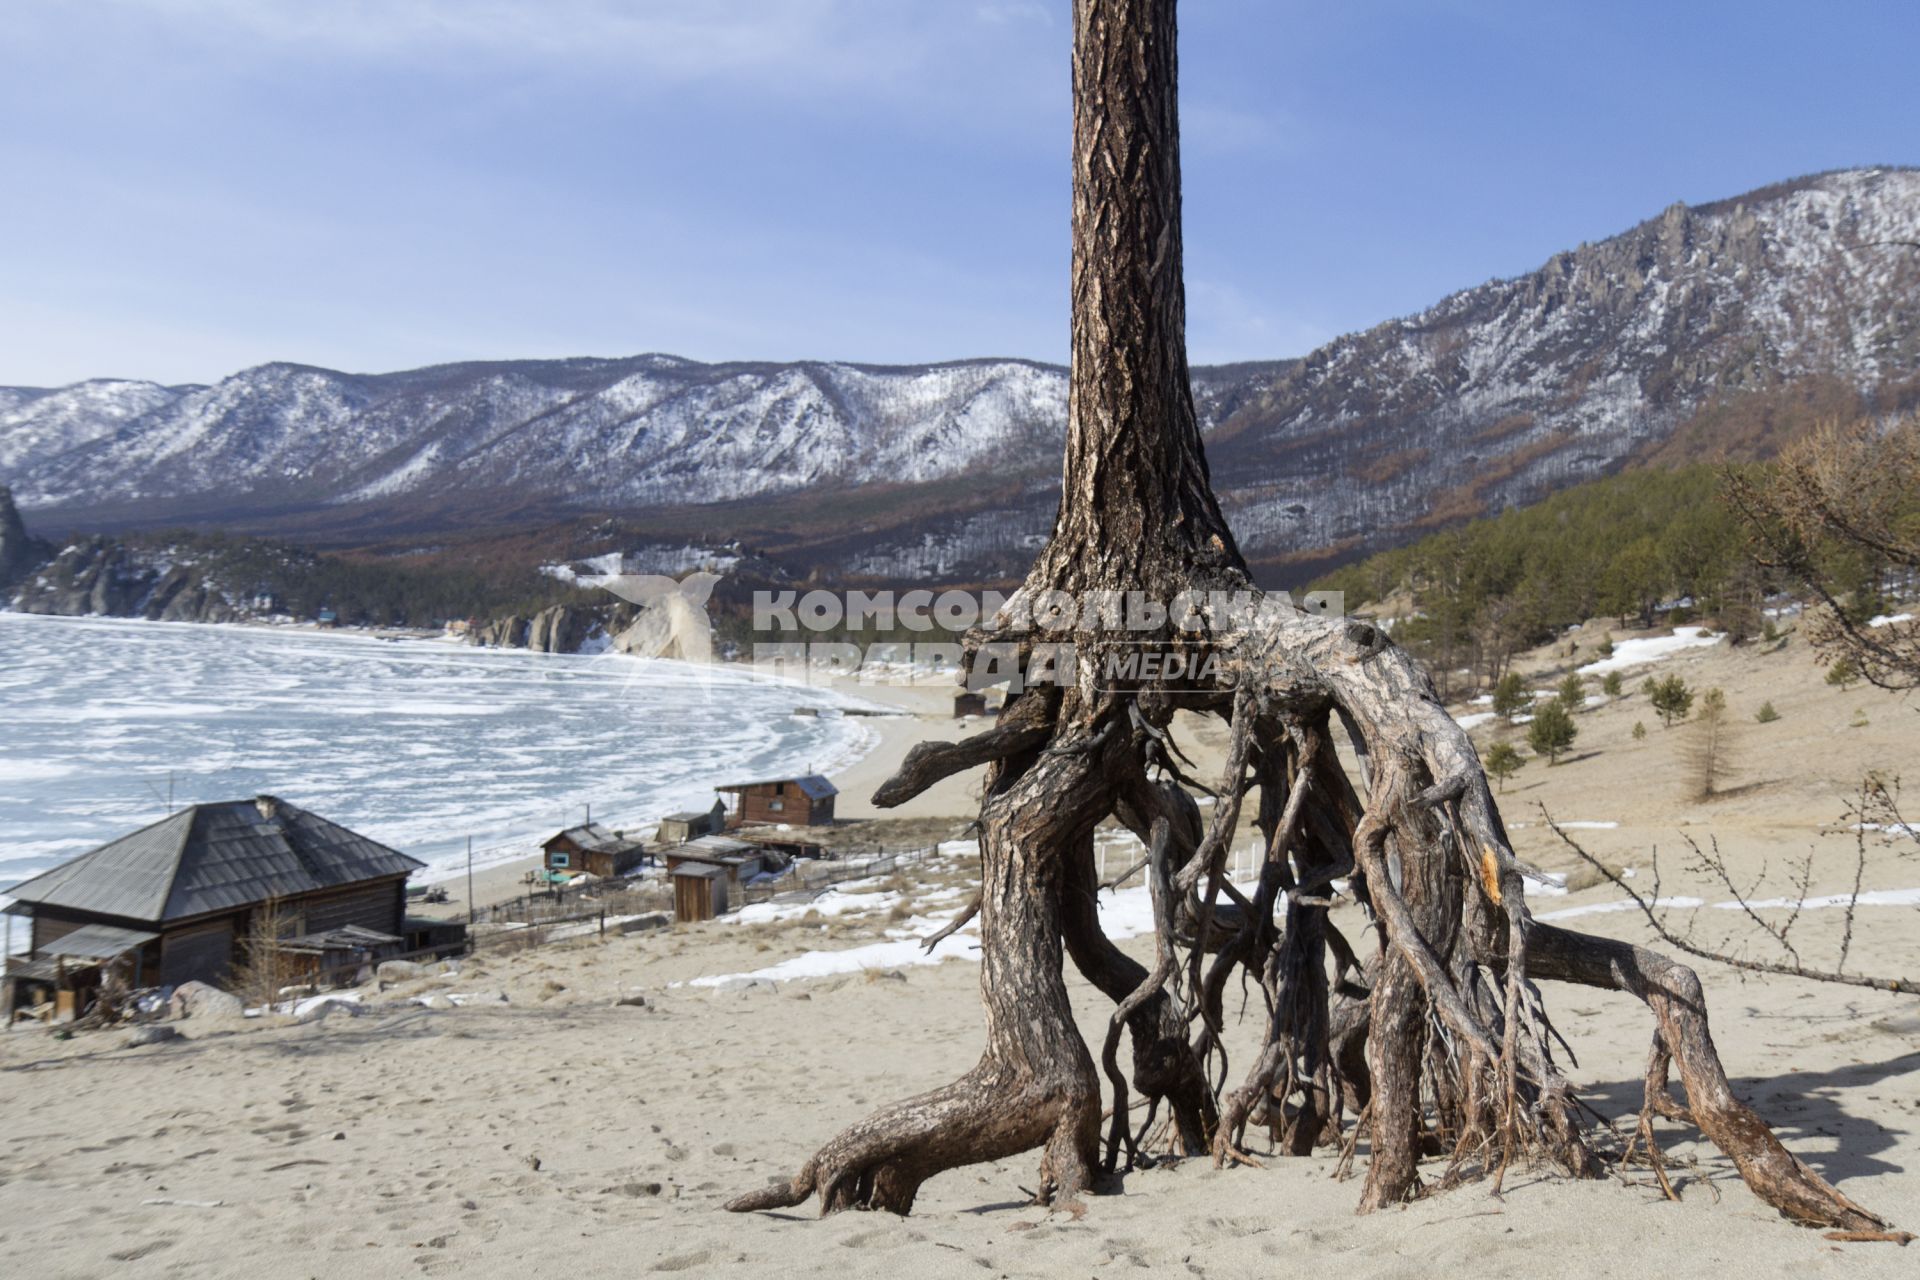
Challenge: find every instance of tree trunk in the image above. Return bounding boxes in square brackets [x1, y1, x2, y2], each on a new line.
[729, 0, 1892, 1234]
[1030, 0, 1243, 602]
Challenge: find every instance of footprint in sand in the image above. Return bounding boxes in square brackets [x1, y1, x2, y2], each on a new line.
[649, 1250, 711, 1272]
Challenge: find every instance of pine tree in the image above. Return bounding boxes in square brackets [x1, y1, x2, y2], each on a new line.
[1825, 657, 1860, 691]
[1632, 720, 1648, 740]
[1491, 671, 1529, 723]
[1527, 699, 1579, 764]
[1601, 671, 1624, 697]
[1556, 672, 1586, 710]
[1484, 741, 1525, 792]
[1650, 674, 1694, 728]
[1755, 701, 1780, 724]
[1685, 687, 1732, 799]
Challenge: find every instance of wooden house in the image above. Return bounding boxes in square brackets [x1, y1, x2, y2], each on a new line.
[715, 775, 837, 827]
[3, 796, 428, 1019]
[540, 823, 648, 879]
[662, 835, 765, 887]
[953, 690, 988, 718]
[672, 865, 728, 923]
[655, 800, 726, 845]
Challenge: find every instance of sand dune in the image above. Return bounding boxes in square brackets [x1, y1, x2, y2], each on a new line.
[3, 622, 1916, 1277]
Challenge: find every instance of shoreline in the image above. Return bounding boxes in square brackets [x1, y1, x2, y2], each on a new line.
[0, 614, 917, 921]
[415, 670, 978, 915]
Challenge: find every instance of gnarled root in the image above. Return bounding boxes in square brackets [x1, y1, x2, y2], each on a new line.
[1528, 923, 1887, 1231]
[733, 601, 1893, 1233]
[724, 1057, 1096, 1215]
[729, 696, 1105, 1216]
[1061, 824, 1215, 1164]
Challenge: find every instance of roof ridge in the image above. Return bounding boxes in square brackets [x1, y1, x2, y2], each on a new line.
[3, 805, 194, 905]
[14, 798, 422, 924]
[273, 798, 331, 884]
[157, 805, 215, 921]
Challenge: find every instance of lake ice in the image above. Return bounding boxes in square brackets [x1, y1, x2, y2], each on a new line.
[0, 613, 874, 898]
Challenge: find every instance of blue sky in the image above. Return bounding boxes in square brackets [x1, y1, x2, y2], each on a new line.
[1, 0, 1914, 386]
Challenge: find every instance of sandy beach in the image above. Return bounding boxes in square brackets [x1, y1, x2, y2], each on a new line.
[2, 622, 1917, 1278]
[407, 672, 984, 920]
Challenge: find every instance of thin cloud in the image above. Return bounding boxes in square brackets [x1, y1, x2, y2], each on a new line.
[1182, 101, 1302, 156]
[82, 0, 968, 92]
[1186, 279, 1330, 365]
[976, 2, 1057, 25]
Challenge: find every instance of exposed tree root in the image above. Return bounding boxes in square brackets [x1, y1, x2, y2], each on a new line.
[1528, 923, 1886, 1230]
[726, 0, 1891, 1236]
[732, 609, 1890, 1230]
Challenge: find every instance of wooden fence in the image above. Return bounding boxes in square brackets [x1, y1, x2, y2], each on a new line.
[468, 906, 662, 955]
[473, 875, 670, 927]
[730, 844, 943, 909]
[470, 843, 951, 930]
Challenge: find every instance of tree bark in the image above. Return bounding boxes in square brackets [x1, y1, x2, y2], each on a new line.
[1029, 0, 1243, 601]
[729, 0, 1892, 1234]
[727, 728, 1106, 1213]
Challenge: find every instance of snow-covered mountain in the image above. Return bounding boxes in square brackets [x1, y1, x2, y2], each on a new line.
[0, 379, 190, 476]
[1, 356, 1073, 516]
[4, 168, 1916, 576]
[1203, 167, 1920, 560]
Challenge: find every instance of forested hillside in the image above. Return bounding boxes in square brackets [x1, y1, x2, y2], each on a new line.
[5, 523, 597, 631]
[1317, 459, 1907, 697]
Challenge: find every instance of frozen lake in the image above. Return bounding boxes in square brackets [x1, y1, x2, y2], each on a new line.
[0, 613, 874, 895]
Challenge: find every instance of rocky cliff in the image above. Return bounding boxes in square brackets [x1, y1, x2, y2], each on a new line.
[8, 536, 252, 623]
[0, 484, 52, 590]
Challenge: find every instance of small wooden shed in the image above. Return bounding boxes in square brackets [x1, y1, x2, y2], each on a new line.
[672, 865, 727, 923]
[662, 836, 764, 887]
[655, 800, 726, 846]
[541, 823, 648, 879]
[953, 690, 988, 718]
[732, 832, 828, 862]
[715, 775, 837, 827]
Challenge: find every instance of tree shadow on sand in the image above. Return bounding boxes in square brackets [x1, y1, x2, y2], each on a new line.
[1580, 1047, 1918, 1187]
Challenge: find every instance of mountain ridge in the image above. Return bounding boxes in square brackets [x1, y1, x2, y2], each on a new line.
[4, 167, 1917, 581]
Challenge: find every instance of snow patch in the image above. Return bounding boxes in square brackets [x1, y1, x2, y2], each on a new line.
[1576, 627, 1720, 675]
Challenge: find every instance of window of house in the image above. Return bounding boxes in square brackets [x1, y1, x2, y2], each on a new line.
[551, 851, 570, 868]
[768, 799, 784, 811]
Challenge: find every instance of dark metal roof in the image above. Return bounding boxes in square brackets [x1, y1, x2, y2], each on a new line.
[5, 797, 423, 925]
[38, 923, 159, 960]
[715, 774, 838, 800]
[677, 836, 759, 860]
[544, 822, 644, 855]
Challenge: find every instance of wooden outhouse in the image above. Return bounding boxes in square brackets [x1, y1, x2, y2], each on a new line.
[672, 865, 727, 923]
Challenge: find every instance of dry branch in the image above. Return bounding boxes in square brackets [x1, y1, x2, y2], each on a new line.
[1545, 814, 1915, 995]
